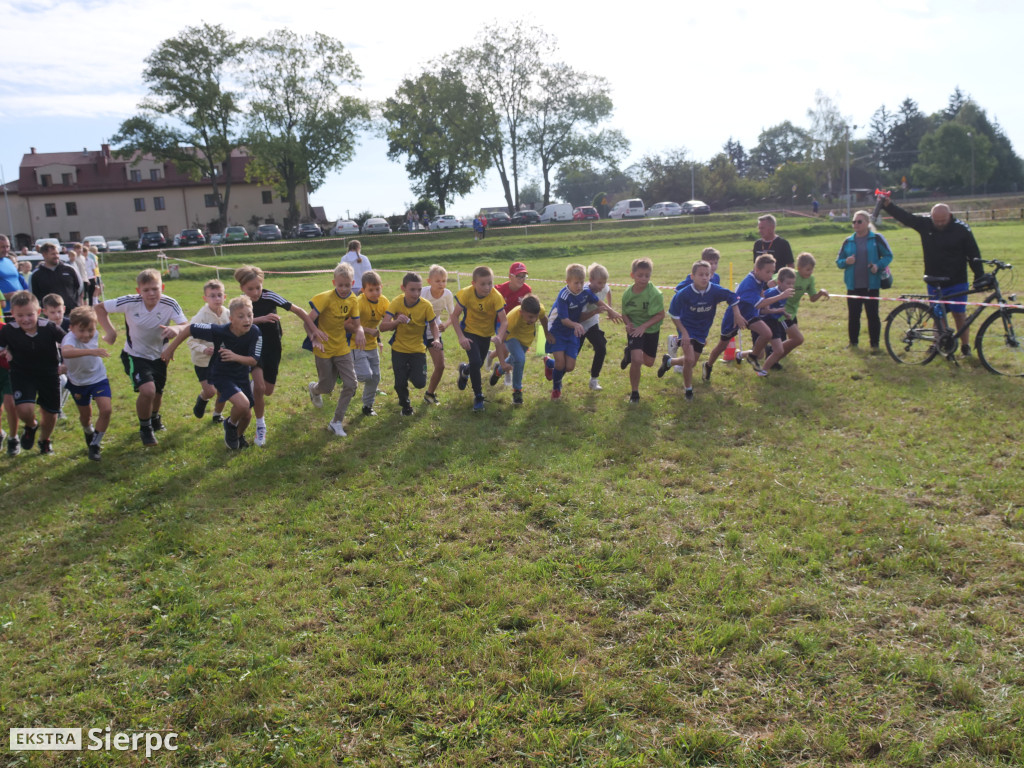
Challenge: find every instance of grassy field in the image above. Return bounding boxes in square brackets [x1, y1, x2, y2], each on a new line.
[2, 215, 1023, 766]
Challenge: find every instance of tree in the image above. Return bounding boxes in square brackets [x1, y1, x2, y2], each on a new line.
[554, 160, 631, 208]
[807, 91, 851, 196]
[524, 63, 626, 206]
[244, 29, 368, 229]
[748, 121, 812, 178]
[628, 149, 702, 203]
[723, 138, 749, 177]
[111, 23, 246, 231]
[518, 180, 543, 208]
[912, 122, 995, 191]
[382, 68, 493, 214]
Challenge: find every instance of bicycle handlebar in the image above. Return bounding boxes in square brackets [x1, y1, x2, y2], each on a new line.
[982, 259, 1012, 271]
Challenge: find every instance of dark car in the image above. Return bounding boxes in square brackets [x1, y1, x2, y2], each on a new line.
[255, 224, 283, 241]
[485, 211, 512, 227]
[296, 223, 322, 238]
[511, 210, 541, 225]
[138, 232, 166, 249]
[178, 228, 206, 246]
[681, 200, 712, 215]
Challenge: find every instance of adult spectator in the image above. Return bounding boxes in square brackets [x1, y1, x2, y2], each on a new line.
[0, 235, 30, 317]
[879, 197, 985, 355]
[30, 242, 82, 309]
[835, 211, 893, 350]
[753, 214, 795, 271]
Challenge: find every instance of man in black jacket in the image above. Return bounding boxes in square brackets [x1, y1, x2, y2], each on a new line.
[29, 243, 82, 310]
[879, 197, 985, 355]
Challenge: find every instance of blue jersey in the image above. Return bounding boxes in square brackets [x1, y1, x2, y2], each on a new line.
[721, 272, 768, 333]
[675, 273, 721, 292]
[668, 284, 739, 344]
[190, 323, 262, 384]
[552, 286, 600, 337]
[760, 287, 788, 318]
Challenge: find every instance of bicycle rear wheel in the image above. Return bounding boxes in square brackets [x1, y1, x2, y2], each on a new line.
[884, 302, 940, 365]
[976, 307, 1024, 376]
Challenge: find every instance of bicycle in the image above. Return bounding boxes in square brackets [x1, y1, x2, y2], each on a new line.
[883, 259, 1024, 376]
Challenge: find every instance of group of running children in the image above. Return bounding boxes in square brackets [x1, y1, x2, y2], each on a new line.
[0, 246, 829, 460]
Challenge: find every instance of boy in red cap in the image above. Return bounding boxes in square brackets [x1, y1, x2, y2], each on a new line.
[489, 262, 533, 382]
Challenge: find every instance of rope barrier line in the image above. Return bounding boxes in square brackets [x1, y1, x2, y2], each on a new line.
[828, 292, 1019, 310]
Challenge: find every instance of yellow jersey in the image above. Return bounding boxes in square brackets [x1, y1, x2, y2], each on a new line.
[357, 294, 390, 351]
[311, 288, 359, 358]
[386, 295, 436, 355]
[455, 285, 505, 338]
[505, 303, 545, 346]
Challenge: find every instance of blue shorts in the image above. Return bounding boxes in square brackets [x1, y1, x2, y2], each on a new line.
[927, 282, 969, 316]
[213, 378, 254, 408]
[547, 334, 583, 358]
[67, 378, 113, 406]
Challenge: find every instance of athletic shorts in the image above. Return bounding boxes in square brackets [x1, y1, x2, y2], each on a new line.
[194, 365, 211, 383]
[11, 370, 61, 413]
[121, 351, 167, 393]
[763, 317, 788, 341]
[257, 340, 282, 384]
[719, 328, 739, 341]
[423, 329, 444, 351]
[213, 377, 254, 408]
[686, 339, 706, 355]
[67, 378, 113, 406]
[927, 282, 969, 316]
[626, 332, 660, 358]
[0, 366, 11, 398]
[547, 334, 583, 358]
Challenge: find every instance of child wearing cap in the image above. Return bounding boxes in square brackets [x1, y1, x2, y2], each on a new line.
[489, 262, 532, 381]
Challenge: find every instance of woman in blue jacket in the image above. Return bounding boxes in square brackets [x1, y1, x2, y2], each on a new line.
[836, 211, 894, 349]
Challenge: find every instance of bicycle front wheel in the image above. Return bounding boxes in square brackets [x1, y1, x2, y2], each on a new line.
[884, 302, 940, 365]
[977, 307, 1024, 376]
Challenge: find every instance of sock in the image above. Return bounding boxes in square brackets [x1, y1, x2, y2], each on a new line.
[92, 431, 104, 446]
[140, 418, 152, 428]
[685, 387, 693, 394]
[553, 369, 565, 388]
[152, 411, 160, 421]
[256, 417, 266, 427]
[84, 425, 95, 437]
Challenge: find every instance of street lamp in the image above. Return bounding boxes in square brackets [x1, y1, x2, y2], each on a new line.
[845, 124, 858, 219]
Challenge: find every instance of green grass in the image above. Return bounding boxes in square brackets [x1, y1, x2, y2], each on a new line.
[2, 216, 1023, 766]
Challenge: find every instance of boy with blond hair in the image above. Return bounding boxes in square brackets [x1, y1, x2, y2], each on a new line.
[61, 306, 113, 460]
[620, 257, 665, 403]
[578, 262, 614, 391]
[354, 270, 389, 416]
[96, 268, 187, 446]
[781, 252, 829, 357]
[453, 266, 510, 412]
[422, 264, 454, 404]
[187, 279, 230, 422]
[757, 267, 799, 375]
[306, 262, 364, 436]
[380, 272, 441, 416]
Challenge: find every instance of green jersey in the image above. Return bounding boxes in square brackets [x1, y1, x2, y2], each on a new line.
[621, 283, 664, 333]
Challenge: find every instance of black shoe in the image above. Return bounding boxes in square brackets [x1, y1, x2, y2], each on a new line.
[88, 443, 102, 462]
[223, 419, 239, 449]
[620, 347, 630, 370]
[211, 413, 224, 424]
[628, 391, 640, 404]
[362, 405, 377, 416]
[457, 363, 469, 390]
[512, 390, 523, 405]
[39, 439, 54, 455]
[7, 436, 21, 456]
[237, 434, 250, 449]
[685, 388, 694, 401]
[657, 353, 672, 378]
[401, 403, 414, 416]
[746, 354, 763, 373]
[151, 413, 165, 431]
[771, 363, 783, 371]
[489, 362, 502, 387]
[140, 425, 158, 446]
[702, 361, 712, 382]
[961, 344, 971, 356]
[193, 396, 208, 419]
[21, 422, 38, 450]
[83, 430, 95, 449]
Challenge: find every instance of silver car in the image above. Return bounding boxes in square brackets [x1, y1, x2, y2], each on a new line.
[646, 202, 683, 217]
[361, 217, 392, 235]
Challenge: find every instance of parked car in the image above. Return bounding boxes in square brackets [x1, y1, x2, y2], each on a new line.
[178, 228, 206, 246]
[539, 203, 573, 223]
[224, 226, 250, 243]
[138, 231, 166, 249]
[485, 211, 512, 226]
[572, 206, 600, 221]
[647, 201, 683, 217]
[608, 198, 646, 219]
[18, 250, 43, 271]
[429, 214, 462, 231]
[209, 234, 223, 245]
[681, 200, 711, 215]
[459, 216, 476, 228]
[511, 210, 541, 225]
[361, 217, 392, 235]
[106, 240, 126, 252]
[295, 223, 322, 238]
[34, 237, 60, 252]
[330, 220, 359, 236]
[255, 224, 283, 241]
[82, 235, 108, 252]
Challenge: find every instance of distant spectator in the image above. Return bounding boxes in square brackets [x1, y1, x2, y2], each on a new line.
[338, 240, 371, 294]
[0, 235, 30, 316]
[30, 242, 81, 309]
[753, 214, 794, 271]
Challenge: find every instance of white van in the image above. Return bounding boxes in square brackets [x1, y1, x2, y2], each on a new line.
[538, 203, 573, 223]
[608, 198, 646, 219]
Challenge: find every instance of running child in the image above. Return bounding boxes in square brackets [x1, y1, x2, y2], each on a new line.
[96, 268, 188, 447]
[619, 257, 665, 404]
[657, 260, 741, 400]
[0, 291, 65, 455]
[753, 267, 796, 376]
[547, 263, 620, 400]
[0, 340, 19, 455]
[452, 266, 510, 412]
[675, 248, 723, 291]
[704, 254, 778, 375]
[187, 279, 230, 423]
[489, 294, 552, 405]
[780, 252, 829, 358]
[422, 264, 454, 405]
[162, 295, 263, 450]
[235, 265, 325, 447]
[354, 270, 389, 416]
[42, 293, 71, 416]
[306, 263, 364, 437]
[379, 272, 441, 416]
[578, 262, 613, 391]
[60, 306, 112, 461]
[489, 261, 532, 382]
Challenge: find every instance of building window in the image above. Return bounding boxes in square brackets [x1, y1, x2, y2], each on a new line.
[40, 174, 52, 187]
[204, 194, 218, 208]
[262, 190, 273, 204]
[158, 225, 170, 237]
[154, 196, 166, 211]
[69, 231, 81, 242]
[134, 198, 146, 212]
[130, 169, 142, 182]
[137, 227, 148, 238]
[61, 173, 73, 185]
[66, 202, 78, 216]
[45, 203, 57, 217]
[150, 168, 162, 181]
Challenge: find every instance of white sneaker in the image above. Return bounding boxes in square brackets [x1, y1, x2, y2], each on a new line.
[254, 422, 267, 446]
[667, 334, 679, 356]
[307, 382, 323, 408]
[328, 420, 347, 437]
[503, 370, 513, 387]
[589, 377, 603, 391]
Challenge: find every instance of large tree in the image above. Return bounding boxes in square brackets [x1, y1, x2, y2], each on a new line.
[553, 159, 632, 208]
[111, 23, 246, 231]
[806, 90, 851, 196]
[912, 122, 996, 192]
[244, 29, 368, 229]
[748, 121, 812, 178]
[382, 68, 494, 214]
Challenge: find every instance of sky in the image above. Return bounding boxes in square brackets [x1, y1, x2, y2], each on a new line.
[1, 0, 1020, 223]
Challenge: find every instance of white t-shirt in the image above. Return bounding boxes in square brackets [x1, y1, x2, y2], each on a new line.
[580, 284, 611, 331]
[339, 251, 372, 291]
[82, 253, 98, 280]
[103, 294, 187, 360]
[61, 328, 108, 386]
[422, 286, 454, 338]
[187, 303, 231, 366]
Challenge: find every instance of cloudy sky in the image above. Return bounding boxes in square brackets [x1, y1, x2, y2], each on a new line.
[1, 0, 1019, 222]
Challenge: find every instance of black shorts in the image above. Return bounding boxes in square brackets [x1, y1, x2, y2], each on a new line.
[121, 351, 167, 393]
[626, 332, 660, 358]
[687, 339, 706, 355]
[11, 369, 61, 413]
[719, 328, 739, 341]
[258, 341, 282, 384]
[194, 365, 211, 383]
[763, 317, 788, 341]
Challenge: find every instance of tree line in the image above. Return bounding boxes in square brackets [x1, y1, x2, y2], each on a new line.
[115, 23, 1024, 227]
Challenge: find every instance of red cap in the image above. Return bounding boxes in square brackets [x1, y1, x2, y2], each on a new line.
[509, 262, 528, 276]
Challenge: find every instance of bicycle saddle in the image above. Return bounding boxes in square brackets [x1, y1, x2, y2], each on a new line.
[923, 275, 951, 286]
